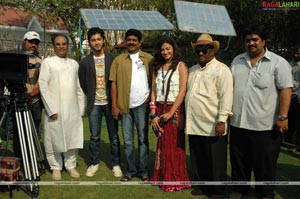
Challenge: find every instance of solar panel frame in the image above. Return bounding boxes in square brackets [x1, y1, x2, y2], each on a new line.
[80, 9, 174, 31]
[174, 0, 236, 36]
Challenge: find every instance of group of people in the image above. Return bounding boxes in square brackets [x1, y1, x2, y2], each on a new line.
[5, 23, 296, 199]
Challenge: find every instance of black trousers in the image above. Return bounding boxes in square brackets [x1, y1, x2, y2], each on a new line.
[285, 97, 300, 146]
[230, 126, 281, 199]
[189, 134, 227, 196]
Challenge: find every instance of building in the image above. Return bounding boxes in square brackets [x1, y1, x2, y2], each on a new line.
[0, 6, 69, 57]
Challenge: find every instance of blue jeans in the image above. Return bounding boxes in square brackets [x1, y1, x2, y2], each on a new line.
[121, 103, 149, 177]
[88, 104, 120, 167]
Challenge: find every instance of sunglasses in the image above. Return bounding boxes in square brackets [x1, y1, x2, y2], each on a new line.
[195, 46, 212, 54]
[27, 39, 40, 45]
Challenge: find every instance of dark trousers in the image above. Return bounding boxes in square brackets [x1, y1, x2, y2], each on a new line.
[285, 97, 300, 146]
[230, 126, 281, 199]
[189, 134, 227, 196]
[28, 101, 42, 136]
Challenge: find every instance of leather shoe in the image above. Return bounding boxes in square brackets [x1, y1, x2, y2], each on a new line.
[208, 196, 224, 199]
[52, 170, 61, 181]
[121, 176, 132, 182]
[67, 168, 80, 178]
[191, 188, 204, 195]
[141, 176, 149, 181]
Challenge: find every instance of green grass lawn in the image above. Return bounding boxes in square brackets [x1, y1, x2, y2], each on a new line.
[1, 116, 300, 199]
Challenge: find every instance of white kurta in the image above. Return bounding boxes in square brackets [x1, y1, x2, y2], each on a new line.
[39, 55, 85, 153]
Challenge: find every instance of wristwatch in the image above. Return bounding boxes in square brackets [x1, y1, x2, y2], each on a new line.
[277, 115, 288, 121]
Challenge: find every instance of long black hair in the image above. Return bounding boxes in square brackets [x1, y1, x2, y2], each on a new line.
[152, 36, 180, 76]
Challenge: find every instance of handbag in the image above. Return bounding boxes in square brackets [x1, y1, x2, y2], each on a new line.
[152, 67, 176, 137]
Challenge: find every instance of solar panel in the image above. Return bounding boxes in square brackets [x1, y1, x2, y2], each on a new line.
[174, 1, 236, 36]
[80, 9, 174, 31]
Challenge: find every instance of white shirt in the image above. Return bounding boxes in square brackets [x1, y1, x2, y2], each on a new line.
[230, 49, 293, 131]
[129, 52, 149, 108]
[156, 64, 180, 102]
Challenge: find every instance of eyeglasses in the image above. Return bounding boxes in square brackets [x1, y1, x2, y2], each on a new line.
[195, 46, 212, 54]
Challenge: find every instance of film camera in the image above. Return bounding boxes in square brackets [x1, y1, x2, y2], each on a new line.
[0, 51, 41, 94]
[0, 52, 30, 80]
[0, 52, 45, 199]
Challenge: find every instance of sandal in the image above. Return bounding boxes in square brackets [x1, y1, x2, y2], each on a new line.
[121, 176, 132, 182]
[141, 176, 149, 181]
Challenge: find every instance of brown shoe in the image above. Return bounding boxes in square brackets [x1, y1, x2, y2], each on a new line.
[52, 170, 62, 181]
[67, 168, 80, 178]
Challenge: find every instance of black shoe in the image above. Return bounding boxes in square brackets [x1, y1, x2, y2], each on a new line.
[121, 176, 132, 182]
[208, 196, 224, 199]
[191, 188, 204, 196]
[141, 176, 149, 182]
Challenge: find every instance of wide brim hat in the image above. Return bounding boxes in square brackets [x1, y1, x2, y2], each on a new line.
[191, 33, 219, 52]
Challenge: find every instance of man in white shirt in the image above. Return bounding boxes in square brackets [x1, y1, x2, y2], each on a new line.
[110, 29, 153, 182]
[229, 25, 292, 199]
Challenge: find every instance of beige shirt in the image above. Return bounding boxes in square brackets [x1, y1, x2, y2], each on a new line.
[185, 58, 233, 136]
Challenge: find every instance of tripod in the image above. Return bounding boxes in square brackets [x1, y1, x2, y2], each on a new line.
[10, 92, 46, 198]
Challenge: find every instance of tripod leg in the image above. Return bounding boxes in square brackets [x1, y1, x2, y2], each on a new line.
[28, 111, 46, 171]
[23, 111, 39, 180]
[15, 111, 31, 181]
[16, 110, 40, 197]
[0, 111, 7, 128]
[11, 92, 40, 198]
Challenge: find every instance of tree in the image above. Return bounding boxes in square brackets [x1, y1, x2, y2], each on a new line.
[3, 0, 300, 62]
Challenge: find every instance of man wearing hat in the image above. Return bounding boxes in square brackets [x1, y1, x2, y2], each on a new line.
[185, 34, 233, 199]
[24, 31, 43, 138]
[12, 31, 43, 158]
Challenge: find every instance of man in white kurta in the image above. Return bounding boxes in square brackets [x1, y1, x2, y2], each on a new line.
[39, 34, 84, 180]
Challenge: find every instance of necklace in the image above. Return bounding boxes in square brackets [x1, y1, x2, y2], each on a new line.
[161, 64, 170, 95]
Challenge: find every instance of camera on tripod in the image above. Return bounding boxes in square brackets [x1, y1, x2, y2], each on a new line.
[0, 52, 29, 95]
[0, 52, 29, 81]
[0, 52, 45, 199]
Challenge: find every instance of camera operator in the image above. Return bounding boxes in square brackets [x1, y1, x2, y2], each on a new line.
[23, 31, 43, 139]
[11, 31, 43, 158]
